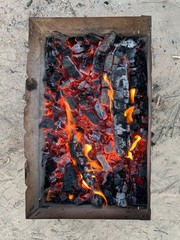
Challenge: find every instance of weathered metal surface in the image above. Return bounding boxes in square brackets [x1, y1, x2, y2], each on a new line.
[25, 16, 151, 219]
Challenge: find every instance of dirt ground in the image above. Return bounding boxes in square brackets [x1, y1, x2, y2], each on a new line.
[0, 0, 180, 239]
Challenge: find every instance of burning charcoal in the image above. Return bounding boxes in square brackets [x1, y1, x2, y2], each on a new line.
[104, 53, 113, 71]
[113, 55, 120, 65]
[94, 101, 108, 120]
[55, 91, 62, 101]
[127, 48, 136, 60]
[98, 31, 116, 53]
[114, 136, 127, 156]
[129, 75, 138, 88]
[54, 43, 64, 55]
[62, 165, 78, 192]
[114, 124, 127, 135]
[93, 78, 101, 86]
[50, 70, 62, 83]
[97, 155, 112, 171]
[114, 90, 123, 100]
[91, 194, 103, 207]
[100, 88, 109, 105]
[114, 45, 126, 58]
[74, 193, 92, 206]
[78, 81, 91, 90]
[104, 141, 115, 154]
[72, 42, 85, 53]
[67, 97, 77, 110]
[138, 164, 147, 177]
[79, 65, 90, 76]
[103, 189, 113, 205]
[86, 33, 103, 44]
[52, 31, 68, 43]
[45, 159, 57, 175]
[44, 93, 54, 102]
[39, 119, 54, 129]
[91, 131, 101, 142]
[62, 56, 82, 79]
[60, 193, 68, 202]
[45, 55, 58, 67]
[113, 174, 122, 186]
[122, 182, 128, 193]
[85, 111, 99, 125]
[120, 39, 137, 48]
[115, 192, 127, 207]
[92, 52, 105, 73]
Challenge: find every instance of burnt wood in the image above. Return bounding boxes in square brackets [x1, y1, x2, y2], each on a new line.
[25, 16, 151, 219]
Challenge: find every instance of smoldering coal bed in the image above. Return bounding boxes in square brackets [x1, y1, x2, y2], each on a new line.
[25, 17, 151, 219]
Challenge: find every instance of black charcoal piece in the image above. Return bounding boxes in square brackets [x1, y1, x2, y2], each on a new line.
[62, 56, 82, 79]
[84, 55, 93, 67]
[92, 52, 105, 73]
[100, 88, 109, 105]
[52, 31, 68, 43]
[45, 55, 58, 67]
[39, 119, 54, 129]
[50, 70, 62, 83]
[62, 56, 74, 68]
[86, 33, 103, 44]
[85, 111, 99, 124]
[127, 48, 136, 59]
[45, 159, 57, 175]
[94, 101, 108, 120]
[91, 131, 101, 142]
[91, 194, 103, 207]
[44, 93, 54, 102]
[104, 141, 116, 154]
[114, 174, 122, 186]
[114, 46, 126, 57]
[97, 155, 112, 171]
[114, 124, 127, 135]
[114, 90, 123, 100]
[62, 165, 78, 192]
[120, 39, 137, 48]
[67, 97, 77, 110]
[74, 193, 91, 206]
[104, 53, 113, 71]
[115, 192, 127, 207]
[114, 136, 127, 156]
[113, 100, 126, 111]
[72, 42, 85, 53]
[55, 43, 64, 54]
[98, 31, 116, 53]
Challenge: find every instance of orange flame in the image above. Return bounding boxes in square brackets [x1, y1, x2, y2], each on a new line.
[129, 135, 142, 152]
[83, 144, 103, 170]
[124, 106, 135, 124]
[103, 73, 114, 113]
[130, 88, 136, 104]
[83, 144, 92, 158]
[125, 151, 133, 160]
[68, 193, 74, 200]
[93, 190, 108, 206]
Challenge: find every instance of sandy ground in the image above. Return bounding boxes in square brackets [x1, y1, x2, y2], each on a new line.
[0, 0, 180, 239]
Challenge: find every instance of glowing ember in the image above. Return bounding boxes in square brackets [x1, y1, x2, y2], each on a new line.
[40, 31, 148, 208]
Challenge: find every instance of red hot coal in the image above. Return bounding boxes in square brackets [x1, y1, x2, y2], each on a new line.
[40, 31, 148, 208]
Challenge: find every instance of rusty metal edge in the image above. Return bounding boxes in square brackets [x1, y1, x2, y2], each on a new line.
[25, 16, 151, 220]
